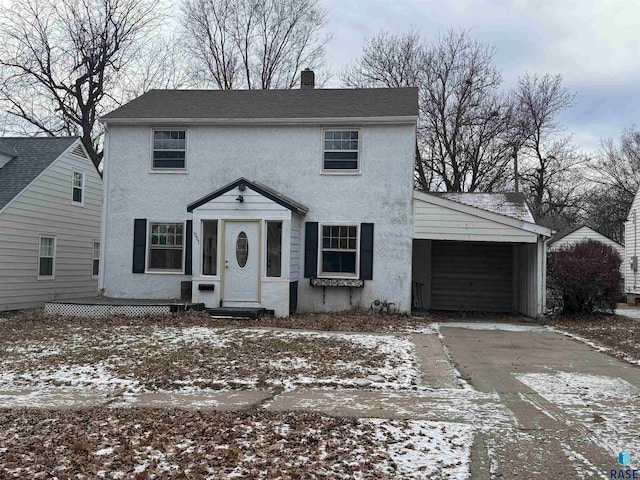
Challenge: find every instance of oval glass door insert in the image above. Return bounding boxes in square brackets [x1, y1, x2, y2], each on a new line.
[236, 231, 249, 267]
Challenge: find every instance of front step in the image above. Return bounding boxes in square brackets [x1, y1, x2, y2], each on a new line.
[205, 307, 274, 320]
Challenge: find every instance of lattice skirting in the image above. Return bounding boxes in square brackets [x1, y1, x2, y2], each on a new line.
[44, 303, 172, 317]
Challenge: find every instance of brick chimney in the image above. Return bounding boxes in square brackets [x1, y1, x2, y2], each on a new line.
[300, 68, 315, 89]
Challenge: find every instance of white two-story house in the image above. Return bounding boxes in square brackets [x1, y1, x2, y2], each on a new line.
[100, 70, 552, 318]
[99, 71, 417, 316]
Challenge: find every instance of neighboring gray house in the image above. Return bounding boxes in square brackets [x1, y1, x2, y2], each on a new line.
[99, 71, 551, 317]
[0, 137, 102, 311]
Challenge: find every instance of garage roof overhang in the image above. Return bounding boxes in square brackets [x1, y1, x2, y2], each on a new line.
[413, 191, 552, 243]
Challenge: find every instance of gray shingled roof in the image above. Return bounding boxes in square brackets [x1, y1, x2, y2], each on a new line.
[431, 192, 535, 223]
[101, 88, 419, 121]
[0, 137, 79, 210]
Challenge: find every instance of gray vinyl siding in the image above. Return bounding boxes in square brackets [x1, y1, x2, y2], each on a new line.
[290, 214, 301, 280]
[0, 146, 102, 311]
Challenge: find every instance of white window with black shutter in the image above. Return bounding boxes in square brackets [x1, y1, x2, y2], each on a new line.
[304, 222, 374, 280]
[132, 219, 193, 274]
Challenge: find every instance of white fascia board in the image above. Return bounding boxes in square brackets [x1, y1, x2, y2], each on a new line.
[413, 190, 553, 237]
[100, 115, 418, 126]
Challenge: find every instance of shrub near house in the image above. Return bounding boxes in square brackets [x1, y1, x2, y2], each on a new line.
[549, 239, 622, 314]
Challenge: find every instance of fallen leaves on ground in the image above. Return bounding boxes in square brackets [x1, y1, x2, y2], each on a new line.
[550, 314, 640, 362]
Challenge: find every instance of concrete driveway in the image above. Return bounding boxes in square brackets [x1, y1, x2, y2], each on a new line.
[439, 323, 640, 478]
[261, 322, 640, 478]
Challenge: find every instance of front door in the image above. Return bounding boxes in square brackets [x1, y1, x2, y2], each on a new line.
[223, 220, 260, 305]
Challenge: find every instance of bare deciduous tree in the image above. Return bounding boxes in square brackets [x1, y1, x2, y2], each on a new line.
[343, 29, 517, 192]
[0, 0, 162, 167]
[515, 73, 585, 228]
[182, 0, 329, 90]
[584, 127, 640, 242]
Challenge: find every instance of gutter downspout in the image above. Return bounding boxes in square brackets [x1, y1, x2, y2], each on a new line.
[98, 123, 109, 294]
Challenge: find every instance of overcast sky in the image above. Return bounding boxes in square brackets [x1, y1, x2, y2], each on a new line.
[319, 0, 640, 154]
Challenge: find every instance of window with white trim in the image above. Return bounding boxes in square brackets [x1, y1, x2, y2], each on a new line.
[321, 225, 358, 275]
[323, 129, 359, 171]
[148, 223, 184, 271]
[72, 171, 84, 204]
[202, 220, 218, 275]
[38, 237, 55, 278]
[266, 221, 282, 277]
[152, 130, 186, 169]
[92, 241, 100, 277]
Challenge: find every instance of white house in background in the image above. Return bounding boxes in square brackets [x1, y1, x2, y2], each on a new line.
[99, 70, 552, 317]
[549, 224, 625, 297]
[625, 191, 640, 302]
[548, 224, 624, 256]
[0, 137, 102, 311]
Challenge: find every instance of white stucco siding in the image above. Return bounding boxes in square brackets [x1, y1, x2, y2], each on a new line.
[102, 123, 415, 312]
[0, 148, 102, 311]
[413, 199, 537, 243]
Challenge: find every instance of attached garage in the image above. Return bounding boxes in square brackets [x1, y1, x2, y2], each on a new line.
[412, 191, 552, 317]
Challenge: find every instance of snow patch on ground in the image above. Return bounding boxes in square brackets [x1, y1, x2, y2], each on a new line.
[0, 364, 139, 391]
[366, 419, 473, 480]
[516, 371, 638, 405]
[615, 308, 640, 320]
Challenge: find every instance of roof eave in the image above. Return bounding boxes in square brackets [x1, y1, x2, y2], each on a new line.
[100, 115, 418, 125]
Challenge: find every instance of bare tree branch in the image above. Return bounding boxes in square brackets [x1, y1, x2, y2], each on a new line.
[0, 0, 163, 167]
[181, 0, 329, 90]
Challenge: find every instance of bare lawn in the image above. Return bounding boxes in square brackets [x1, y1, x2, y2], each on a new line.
[0, 311, 421, 394]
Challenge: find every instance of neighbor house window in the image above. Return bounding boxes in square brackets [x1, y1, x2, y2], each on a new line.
[266, 221, 282, 277]
[148, 223, 184, 271]
[321, 225, 357, 275]
[38, 237, 55, 278]
[323, 129, 359, 171]
[92, 241, 100, 277]
[72, 171, 84, 204]
[202, 220, 218, 275]
[152, 130, 186, 169]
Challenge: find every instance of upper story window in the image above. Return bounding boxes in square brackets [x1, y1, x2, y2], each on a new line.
[153, 130, 186, 169]
[323, 129, 359, 172]
[72, 171, 84, 205]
